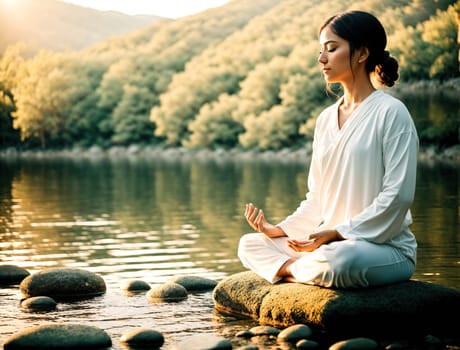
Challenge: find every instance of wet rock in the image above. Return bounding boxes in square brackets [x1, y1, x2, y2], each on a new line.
[0, 265, 30, 285]
[277, 324, 312, 342]
[120, 328, 164, 348]
[212, 271, 460, 338]
[329, 337, 378, 349]
[3, 323, 112, 349]
[147, 282, 188, 302]
[122, 279, 151, 292]
[236, 330, 254, 338]
[296, 339, 320, 349]
[169, 275, 218, 292]
[173, 334, 232, 350]
[20, 296, 57, 311]
[19, 268, 106, 300]
[249, 325, 280, 337]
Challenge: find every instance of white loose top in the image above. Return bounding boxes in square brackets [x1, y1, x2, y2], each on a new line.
[278, 90, 419, 263]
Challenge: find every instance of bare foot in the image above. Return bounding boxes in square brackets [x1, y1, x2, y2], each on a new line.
[283, 276, 299, 283]
[276, 258, 296, 279]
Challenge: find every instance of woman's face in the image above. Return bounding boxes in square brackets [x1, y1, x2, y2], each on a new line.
[318, 26, 355, 84]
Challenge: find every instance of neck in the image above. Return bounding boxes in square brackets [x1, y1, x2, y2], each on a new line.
[341, 80, 375, 107]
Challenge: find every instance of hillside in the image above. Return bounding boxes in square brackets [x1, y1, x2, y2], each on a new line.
[0, 0, 163, 55]
[0, 0, 458, 150]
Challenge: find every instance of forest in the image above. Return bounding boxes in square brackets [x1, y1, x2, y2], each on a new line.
[0, 0, 459, 151]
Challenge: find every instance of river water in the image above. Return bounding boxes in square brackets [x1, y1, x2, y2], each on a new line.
[0, 153, 458, 349]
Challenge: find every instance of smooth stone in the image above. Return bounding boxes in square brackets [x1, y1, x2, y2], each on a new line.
[20, 296, 57, 311]
[19, 268, 106, 300]
[122, 279, 151, 292]
[147, 282, 188, 302]
[236, 330, 254, 338]
[329, 337, 378, 350]
[0, 265, 30, 285]
[2, 323, 112, 349]
[212, 271, 460, 338]
[172, 334, 232, 350]
[277, 324, 313, 342]
[169, 275, 218, 291]
[296, 339, 320, 349]
[249, 325, 280, 336]
[120, 328, 164, 347]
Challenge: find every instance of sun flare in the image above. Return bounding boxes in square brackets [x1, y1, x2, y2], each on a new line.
[1, 0, 17, 5]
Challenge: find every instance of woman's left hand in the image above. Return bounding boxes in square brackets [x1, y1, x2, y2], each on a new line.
[287, 229, 344, 252]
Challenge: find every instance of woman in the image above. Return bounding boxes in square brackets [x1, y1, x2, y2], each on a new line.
[238, 10, 419, 289]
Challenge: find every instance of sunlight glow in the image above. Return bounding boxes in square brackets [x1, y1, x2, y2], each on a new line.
[1, 0, 17, 5]
[60, 0, 230, 19]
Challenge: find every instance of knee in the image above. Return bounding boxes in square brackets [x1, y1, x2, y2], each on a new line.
[238, 233, 263, 257]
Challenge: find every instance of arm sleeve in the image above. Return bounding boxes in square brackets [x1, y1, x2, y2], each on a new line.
[277, 129, 324, 240]
[335, 106, 419, 243]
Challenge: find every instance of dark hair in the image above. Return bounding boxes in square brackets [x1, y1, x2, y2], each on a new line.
[319, 10, 399, 87]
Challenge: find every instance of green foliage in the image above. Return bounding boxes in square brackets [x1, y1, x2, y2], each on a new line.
[0, 0, 458, 150]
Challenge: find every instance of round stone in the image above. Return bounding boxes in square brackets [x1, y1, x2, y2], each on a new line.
[122, 279, 151, 292]
[169, 275, 217, 291]
[120, 328, 164, 347]
[3, 323, 112, 349]
[20, 296, 57, 311]
[249, 325, 280, 336]
[0, 265, 30, 285]
[19, 268, 106, 300]
[147, 282, 188, 302]
[329, 337, 378, 350]
[278, 324, 312, 342]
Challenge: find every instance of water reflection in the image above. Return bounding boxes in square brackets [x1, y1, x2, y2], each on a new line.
[0, 155, 459, 349]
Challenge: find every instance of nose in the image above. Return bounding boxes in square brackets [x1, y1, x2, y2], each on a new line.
[318, 51, 327, 64]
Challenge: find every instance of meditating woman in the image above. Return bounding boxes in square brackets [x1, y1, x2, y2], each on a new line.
[238, 10, 419, 289]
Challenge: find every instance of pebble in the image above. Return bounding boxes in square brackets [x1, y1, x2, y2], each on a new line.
[169, 275, 218, 291]
[147, 282, 188, 302]
[296, 338, 321, 349]
[122, 279, 151, 292]
[277, 324, 313, 342]
[120, 327, 164, 347]
[20, 296, 57, 311]
[329, 337, 378, 350]
[248, 325, 280, 336]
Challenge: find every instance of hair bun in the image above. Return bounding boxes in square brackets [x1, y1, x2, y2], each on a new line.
[376, 52, 399, 87]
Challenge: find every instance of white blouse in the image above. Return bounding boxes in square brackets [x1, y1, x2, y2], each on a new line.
[278, 90, 419, 263]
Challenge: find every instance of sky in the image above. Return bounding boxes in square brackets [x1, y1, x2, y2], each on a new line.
[60, 0, 231, 19]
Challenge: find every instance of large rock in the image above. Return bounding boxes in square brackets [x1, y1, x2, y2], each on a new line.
[19, 268, 106, 300]
[212, 271, 460, 338]
[3, 323, 112, 349]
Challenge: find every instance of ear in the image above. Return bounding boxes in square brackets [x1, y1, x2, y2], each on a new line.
[357, 47, 370, 63]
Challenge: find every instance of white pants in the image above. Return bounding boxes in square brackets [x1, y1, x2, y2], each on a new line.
[238, 233, 415, 289]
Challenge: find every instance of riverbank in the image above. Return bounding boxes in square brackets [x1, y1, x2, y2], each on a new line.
[1, 143, 459, 165]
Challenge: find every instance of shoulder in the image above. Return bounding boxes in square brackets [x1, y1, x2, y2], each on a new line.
[374, 90, 410, 116]
[374, 91, 418, 140]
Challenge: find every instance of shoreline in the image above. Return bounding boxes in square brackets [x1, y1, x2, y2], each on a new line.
[0, 143, 459, 166]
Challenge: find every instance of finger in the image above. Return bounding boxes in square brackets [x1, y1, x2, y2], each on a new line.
[248, 207, 258, 222]
[255, 209, 264, 224]
[244, 203, 253, 217]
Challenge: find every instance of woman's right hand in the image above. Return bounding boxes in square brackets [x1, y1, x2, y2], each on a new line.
[244, 203, 286, 238]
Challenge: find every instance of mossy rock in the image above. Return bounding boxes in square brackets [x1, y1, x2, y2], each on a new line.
[212, 271, 460, 338]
